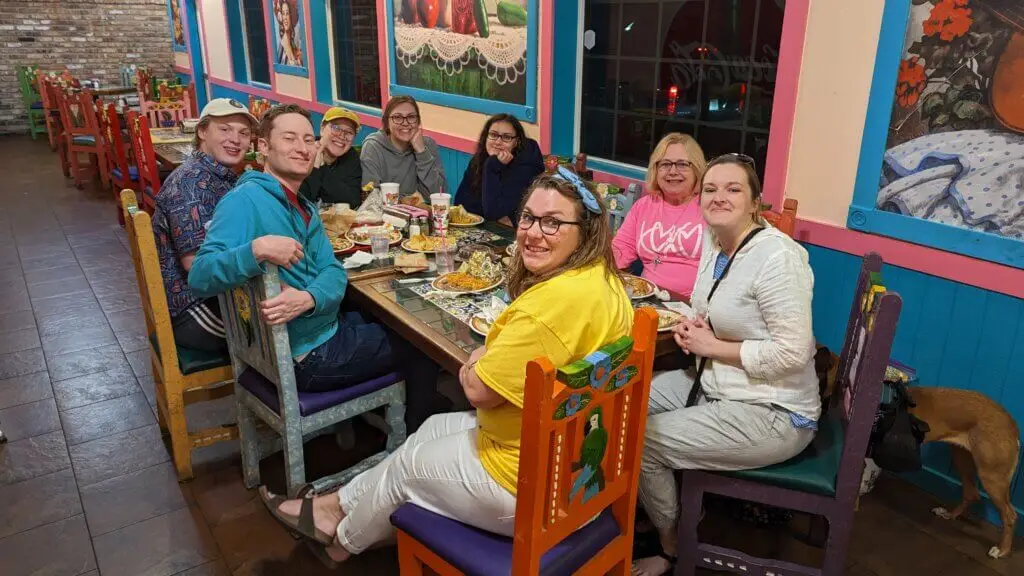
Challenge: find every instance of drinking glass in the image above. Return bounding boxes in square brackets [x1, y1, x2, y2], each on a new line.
[370, 229, 390, 261]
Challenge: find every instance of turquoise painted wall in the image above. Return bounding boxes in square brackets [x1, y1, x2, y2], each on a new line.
[806, 244, 1024, 528]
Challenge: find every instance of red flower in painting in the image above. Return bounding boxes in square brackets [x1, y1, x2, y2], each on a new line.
[923, 0, 973, 42]
[896, 57, 927, 108]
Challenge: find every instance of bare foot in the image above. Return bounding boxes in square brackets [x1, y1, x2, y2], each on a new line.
[278, 494, 344, 539]
[631, 555, 673, 576]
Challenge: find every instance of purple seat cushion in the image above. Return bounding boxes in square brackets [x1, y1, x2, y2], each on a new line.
[238, 367, 402, 417]
[390, 504, 620, 576]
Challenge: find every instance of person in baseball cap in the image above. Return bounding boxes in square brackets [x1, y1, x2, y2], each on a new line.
[150, 98, 258, 354]
[300, 106, 363, 207]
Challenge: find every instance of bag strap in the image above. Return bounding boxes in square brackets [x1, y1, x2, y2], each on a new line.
[684, 227, 765, 408]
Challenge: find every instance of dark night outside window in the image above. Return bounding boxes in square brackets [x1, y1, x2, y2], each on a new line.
[581, 0, 786, 180]
[241, 0, 271, 85]
[330, 0, 382, 107]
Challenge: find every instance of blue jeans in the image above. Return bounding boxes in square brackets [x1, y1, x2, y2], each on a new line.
[293, 311, 443, 432]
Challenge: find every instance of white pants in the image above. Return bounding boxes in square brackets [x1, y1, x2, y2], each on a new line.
[638, 370, 815, 530]
[335, 411, 517, 553]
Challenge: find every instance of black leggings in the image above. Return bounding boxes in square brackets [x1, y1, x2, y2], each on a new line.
[172, 298, 227, 353]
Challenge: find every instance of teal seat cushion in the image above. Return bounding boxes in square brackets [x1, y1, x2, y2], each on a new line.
[149, 333, 230, 376]
[718, 416, 844, 497]
[71, 135, 96, 146]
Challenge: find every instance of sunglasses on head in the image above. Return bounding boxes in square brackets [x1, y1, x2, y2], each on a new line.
[708, 153, 756, 169]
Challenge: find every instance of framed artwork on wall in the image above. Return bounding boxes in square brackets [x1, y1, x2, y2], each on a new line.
[384, 0, 537, 121]
[168, 0, 187, 52]
[270, 0, 309, 77]
[850, 0, 1024, 268]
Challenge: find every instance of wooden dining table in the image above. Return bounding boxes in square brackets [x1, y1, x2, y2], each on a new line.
[343, 222, 681, 375]
[153, 142, 194, 168]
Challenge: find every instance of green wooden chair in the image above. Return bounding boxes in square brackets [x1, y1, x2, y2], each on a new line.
[17, 65, 47, 140]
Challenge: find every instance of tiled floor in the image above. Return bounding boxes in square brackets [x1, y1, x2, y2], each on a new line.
[0, 134, 1020, 575]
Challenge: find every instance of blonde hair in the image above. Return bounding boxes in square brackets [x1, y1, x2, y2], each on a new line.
[645, 133, 708, 198]
[506, 175, 622, 300]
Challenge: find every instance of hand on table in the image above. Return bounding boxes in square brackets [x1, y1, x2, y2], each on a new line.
[260, 285, 314, 325]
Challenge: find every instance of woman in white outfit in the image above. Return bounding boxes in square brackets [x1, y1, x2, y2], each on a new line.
[632, 154, 821, 576]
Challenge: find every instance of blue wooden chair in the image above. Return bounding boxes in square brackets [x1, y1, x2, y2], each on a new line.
[391, 308, 659, 575]
[219, 265, 408, 498]
[606, 183, 639, 233]
[675, 253, 902, 576]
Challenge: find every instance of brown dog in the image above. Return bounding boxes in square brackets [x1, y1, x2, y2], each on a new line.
[814, 348, 1020, 559]
[907, 386, 1020, 559]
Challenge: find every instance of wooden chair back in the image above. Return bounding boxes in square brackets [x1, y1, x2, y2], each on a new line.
[126, 111, 162, 212]
[219, 266, 294, 391]
[136, 67, 154, 102]
[57, 89, 102, 142]
[762, 198, 798, 238]
[606, 183, 639, 233]
[98, 102, 131, 185]
[511, 307, 658, 575]
[832, 253, 901, 501]
[17, 65, 41, 105]
[120, 189, 178, 379]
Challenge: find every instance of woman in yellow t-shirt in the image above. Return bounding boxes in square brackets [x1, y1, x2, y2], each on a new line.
[260, 170, 633, 564]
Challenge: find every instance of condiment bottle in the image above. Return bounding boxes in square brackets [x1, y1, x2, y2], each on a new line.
[408, 216, 421, 238]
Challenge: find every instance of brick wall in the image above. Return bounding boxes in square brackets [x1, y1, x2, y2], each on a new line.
[0, 0, 178, 134]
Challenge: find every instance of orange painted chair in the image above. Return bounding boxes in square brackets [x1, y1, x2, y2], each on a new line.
[36, 71, 63, 151]
[56, 88, 108, 189]
[120, 190, 236, 481]
[125, 111, 162, 213]
[391, 307, 659, 576]
[761, 198, 799, 238]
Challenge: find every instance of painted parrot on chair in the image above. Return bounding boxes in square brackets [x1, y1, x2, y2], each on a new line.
[569, 407, 608, 504]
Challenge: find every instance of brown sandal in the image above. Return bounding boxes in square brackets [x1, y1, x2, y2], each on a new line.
[258, 486, 335, 546]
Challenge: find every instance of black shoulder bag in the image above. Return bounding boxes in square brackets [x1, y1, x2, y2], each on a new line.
[684, 227, 765, 408]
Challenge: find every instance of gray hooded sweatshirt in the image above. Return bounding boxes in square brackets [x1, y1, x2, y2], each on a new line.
[359, 130, 448, 197]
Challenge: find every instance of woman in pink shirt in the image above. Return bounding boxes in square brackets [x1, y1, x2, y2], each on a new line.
[612, 133, 708, 299]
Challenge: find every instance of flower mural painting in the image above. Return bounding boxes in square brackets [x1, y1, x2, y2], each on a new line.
[875, 0, 1024, 245]
[271, 0, 308, 76]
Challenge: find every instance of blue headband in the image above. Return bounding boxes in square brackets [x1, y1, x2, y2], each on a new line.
[555, 166, 602, 215]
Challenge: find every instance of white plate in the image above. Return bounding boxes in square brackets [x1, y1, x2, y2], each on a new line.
[401, 237, 457, 254]
[431, 273, 504, 295]
[469, 313, 492, 337]
[450, 213, 484, 227]
[345, 229, 402, 246]
[656, 308, 684, 332]
[622, 274, 656, 300]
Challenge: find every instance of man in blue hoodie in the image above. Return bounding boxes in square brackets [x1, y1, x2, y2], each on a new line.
[188, 105, 439, 419]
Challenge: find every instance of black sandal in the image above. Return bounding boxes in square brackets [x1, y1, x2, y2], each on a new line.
[258, 486, 335, 546]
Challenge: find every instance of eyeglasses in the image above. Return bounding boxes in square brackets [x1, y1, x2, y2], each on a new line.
[708, 153, 756, 169]
[389, 113, 420, 126]
[518, 213, 580, 235]
[327, 124, 356, 139]
[656, 159, 692, 173]
[487, 131, 517, 143]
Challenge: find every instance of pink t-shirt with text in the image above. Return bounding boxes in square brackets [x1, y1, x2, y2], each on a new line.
[612, 194, 704, 298]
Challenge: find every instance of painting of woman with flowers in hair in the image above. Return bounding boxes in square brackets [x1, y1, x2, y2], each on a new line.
[272, 0, 306, 70]
[881, 0, 1023, 241]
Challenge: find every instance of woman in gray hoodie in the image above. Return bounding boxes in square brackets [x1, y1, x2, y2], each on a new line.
[360, 95, 447, 199]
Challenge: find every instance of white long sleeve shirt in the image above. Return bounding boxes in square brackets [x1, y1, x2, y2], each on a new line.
[690, 226, 822, 420]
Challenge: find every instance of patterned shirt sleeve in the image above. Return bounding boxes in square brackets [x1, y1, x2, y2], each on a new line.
[166, 172, 213, 257]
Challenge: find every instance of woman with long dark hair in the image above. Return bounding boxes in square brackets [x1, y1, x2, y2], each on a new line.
[454, 113, 544, 224]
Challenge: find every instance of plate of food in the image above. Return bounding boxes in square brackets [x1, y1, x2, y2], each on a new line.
[346, 226, 402, 246]
[656, 308, 684, 333]
[330, 236, 354, 253]
[449, 205, 484, 227]
[622, 274, 656, 300]
[402, 234, 458, 254]
[432, 251, 504, 294]
[469, 313, 492, 337]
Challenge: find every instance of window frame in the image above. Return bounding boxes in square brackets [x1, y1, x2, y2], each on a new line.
[229, 0, 273, 88]
[324, 0, 382, 113]
[574, 0, 784, 181]
[381, 0, 539, 122]
[848, 0, 1024, 269]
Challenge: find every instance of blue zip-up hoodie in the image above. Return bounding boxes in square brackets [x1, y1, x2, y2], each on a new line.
[188, 170, 346, 357]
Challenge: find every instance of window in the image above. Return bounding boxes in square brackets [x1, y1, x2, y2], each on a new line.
[240, 0, 271, 85]
[329, 0, 382, 107]
[580, 0, 786, 179]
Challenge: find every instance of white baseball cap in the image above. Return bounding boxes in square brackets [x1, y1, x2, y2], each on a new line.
[199, 98, 258, 124]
